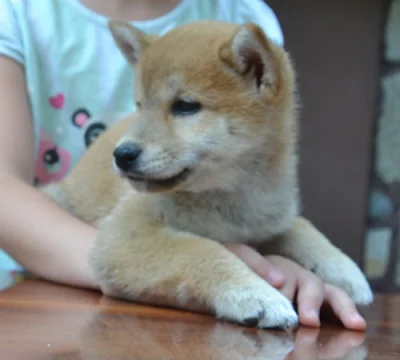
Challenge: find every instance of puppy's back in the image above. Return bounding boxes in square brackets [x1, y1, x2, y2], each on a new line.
[42, 115, 134, 225]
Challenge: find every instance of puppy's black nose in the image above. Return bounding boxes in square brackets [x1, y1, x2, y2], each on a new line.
[113, 142, 142, 171]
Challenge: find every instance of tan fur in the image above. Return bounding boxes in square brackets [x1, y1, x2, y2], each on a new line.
[41, 20, 373, 329]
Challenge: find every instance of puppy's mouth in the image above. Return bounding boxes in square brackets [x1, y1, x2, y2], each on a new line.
[125, 168, 192, 191]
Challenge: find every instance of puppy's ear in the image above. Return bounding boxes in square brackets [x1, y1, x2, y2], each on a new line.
[219, 23, 279, 94]
[108, 20, 157, 65]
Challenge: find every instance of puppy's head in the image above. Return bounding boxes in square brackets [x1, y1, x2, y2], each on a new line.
[109, 21, 296, 193]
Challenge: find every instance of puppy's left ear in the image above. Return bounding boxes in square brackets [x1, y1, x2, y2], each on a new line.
[108, 20, 157, 65]
[219, 23, 279, 94]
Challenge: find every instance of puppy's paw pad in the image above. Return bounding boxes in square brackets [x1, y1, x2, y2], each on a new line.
[243, 310, 265, 327]
[214, 286, 298, 330]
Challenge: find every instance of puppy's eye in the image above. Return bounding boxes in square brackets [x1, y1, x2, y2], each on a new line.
[135, 101, 141, 109]
[171, 99, 201, 116]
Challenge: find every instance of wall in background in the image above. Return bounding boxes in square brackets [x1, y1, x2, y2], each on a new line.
[267, 0, 383, 265]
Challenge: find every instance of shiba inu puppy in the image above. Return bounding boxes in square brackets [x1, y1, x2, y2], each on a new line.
[42, 20, 373, 329]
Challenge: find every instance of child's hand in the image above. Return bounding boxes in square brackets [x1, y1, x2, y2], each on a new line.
[225, 244, 367, 331]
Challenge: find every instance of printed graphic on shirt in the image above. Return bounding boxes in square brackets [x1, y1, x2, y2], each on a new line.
[49, 93, 65, 109]
[71, 108, 108, 147]
[72, 108, 91, 128]
[84, 122, 107, 147]
[35, 128, 72, 185]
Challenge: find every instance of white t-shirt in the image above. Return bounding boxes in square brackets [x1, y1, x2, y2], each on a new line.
[0, 0, 283, 271]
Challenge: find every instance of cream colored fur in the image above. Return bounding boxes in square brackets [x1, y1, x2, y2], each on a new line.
[41, 20, 373, 329]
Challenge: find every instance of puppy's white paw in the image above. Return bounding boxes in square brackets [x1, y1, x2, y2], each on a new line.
[313, 258, 373, 306]
[349, 280, 374, 306]
[213, 282, 298, 330]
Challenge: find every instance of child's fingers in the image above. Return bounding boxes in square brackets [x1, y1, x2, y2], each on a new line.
[296, 271, 324, 328]
[224, 244, 285, 287]
[324, 284, 366, 331]
[279, 277, 297, 303]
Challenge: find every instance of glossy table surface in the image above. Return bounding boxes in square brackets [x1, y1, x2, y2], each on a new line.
[0, 279, 399, 360]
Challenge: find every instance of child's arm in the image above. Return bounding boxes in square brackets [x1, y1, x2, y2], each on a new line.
[0, 56, 98, 289]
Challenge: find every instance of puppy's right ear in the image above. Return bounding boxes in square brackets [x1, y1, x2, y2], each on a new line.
[108, 20, 156, 65]
[219, 23, 280, 96]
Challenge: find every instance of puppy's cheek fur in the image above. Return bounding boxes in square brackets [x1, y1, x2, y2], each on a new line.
[176, 114, 246, 165]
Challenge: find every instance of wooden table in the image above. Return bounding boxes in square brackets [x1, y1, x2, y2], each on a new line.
[0, 280, 398, 359]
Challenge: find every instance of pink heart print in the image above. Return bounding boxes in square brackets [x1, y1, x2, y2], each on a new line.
[49, 93, 65, 109]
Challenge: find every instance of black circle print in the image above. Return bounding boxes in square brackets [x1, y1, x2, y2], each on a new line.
[84, 123, 107, 147]
[72, 108, 91, 128]
[43, 147, 59, 165]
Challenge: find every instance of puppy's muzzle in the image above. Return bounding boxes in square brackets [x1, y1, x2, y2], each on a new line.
[113, 142, 192, 191]
[113, 142, 142, 173]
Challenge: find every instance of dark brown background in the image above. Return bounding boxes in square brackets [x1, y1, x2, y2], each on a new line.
[266, 0, 384, 265]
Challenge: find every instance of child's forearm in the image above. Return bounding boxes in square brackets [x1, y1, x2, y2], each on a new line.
[0, 174, 99, 290]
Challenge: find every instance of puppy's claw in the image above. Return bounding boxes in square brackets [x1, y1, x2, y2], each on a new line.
[243, 309, 265, 327]
[214, 283, 299, 330]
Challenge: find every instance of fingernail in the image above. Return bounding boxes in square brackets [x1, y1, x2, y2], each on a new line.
[305, 309, 321, 327]
[350, 314, 365, 324]
[307, 309, 319, 320]
[269, 270, 284, 284]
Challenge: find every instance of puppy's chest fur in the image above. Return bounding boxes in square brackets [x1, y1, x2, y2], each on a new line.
[158, 183, 299, 244]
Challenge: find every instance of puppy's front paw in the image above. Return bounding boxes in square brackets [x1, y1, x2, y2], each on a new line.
[213, 281, 298, 330]
[313, 258, 373, 306]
